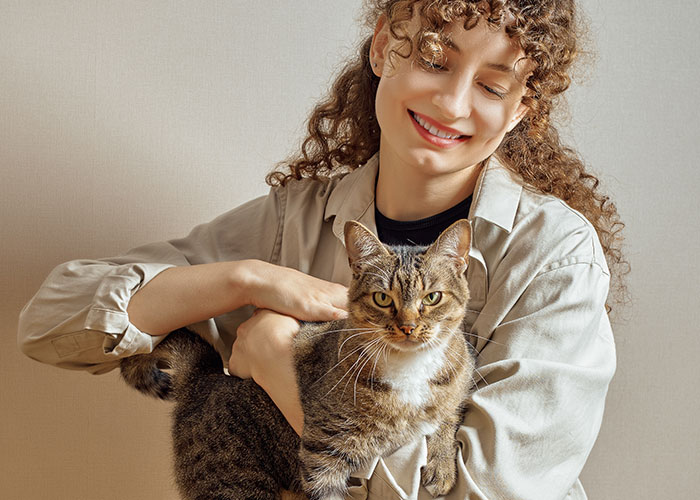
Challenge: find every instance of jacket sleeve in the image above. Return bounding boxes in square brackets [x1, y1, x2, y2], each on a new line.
[17, 188, 284, 374]
[360, 242, 616, 499]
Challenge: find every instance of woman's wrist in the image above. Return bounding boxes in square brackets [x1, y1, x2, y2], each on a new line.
[228, 308, 303, 435]
[229, 259, 267, 309]
[226, 259, 254, 305]
[250, 316, 303, 436]
[249, 313, 299, 384]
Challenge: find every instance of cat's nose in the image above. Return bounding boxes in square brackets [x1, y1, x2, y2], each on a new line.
[399, 324, 416, 335]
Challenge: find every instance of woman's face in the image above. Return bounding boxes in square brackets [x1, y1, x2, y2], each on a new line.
[372, 15, 530, 179]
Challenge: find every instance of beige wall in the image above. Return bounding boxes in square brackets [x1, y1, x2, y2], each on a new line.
[2, 1, 698, 499]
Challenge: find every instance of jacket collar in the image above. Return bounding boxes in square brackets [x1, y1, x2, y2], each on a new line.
[469, 156, 523, 233]
[325, 154, 379, 243]
[324, 153, 524, 242]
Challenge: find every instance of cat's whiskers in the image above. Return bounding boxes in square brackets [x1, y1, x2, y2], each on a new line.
[441, 340, 488, 388]
[444, 326, 502, 369]
[322, 338, 384, 399]
[328, 352, 370, 401]
[353, 340, 386, 406]
[465, 332, 504, 347]
[340, 346, 376, 400]
[340, 338, 385, 402]
[311, 335, 382, 388]
[421, 336, 465, 380]
[439, 337, 475, 371]
[440, 346, 480, 392]
[427, 330, 485, 391]
[369, 341, 389, 393]
[440, 347, 467, 379]
[444, 324, 504, 348]
[337, 329, 384, 358]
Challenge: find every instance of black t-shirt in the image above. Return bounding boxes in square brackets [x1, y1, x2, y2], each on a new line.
[375, 196, 472, 247]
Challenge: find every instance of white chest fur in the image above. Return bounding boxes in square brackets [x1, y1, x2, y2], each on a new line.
[381, 339, 448, 408]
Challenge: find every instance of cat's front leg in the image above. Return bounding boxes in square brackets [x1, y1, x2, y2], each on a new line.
[421, 419, 460, 496]
[298, 439, 356, 500]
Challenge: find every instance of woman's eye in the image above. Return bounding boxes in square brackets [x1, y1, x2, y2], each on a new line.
[422, 292, 442, 306]
[481, 84, 505, 99]
[373, 292, 393, 307]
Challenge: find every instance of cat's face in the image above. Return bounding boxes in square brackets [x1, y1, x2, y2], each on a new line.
[343, 220, 470, 352]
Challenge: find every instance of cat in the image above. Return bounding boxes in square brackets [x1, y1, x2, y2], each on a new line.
[120, 219, 476, 500]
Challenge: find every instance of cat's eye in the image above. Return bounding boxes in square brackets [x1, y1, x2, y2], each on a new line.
[422, 292, 442, 306]
[373, 292, 393, 307]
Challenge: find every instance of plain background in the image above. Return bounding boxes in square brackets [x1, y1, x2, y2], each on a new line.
[2, 1, 698, 499]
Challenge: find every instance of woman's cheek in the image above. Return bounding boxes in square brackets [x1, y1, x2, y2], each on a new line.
[477, 100, 512, 135]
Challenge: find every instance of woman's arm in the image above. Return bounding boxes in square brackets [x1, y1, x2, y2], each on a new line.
[18, 187, 345, 372]
[227, 309, 305, 435]
[450, 261, 615, 499]
[126, 260, 347, 336]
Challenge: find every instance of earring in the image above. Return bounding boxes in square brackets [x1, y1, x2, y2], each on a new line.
[373, 62, 377, 68]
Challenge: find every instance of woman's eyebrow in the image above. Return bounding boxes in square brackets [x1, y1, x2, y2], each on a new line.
[444, 39, 516, 74]
[485, 62, 516, 74]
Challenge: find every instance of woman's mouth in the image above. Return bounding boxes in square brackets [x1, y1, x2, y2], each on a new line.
[408, 110, 470, 148]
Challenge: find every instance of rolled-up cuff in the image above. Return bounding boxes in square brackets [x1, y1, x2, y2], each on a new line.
[84, 262, 174, 358]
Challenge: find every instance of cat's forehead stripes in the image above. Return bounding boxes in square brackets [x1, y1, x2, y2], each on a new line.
[392, 250, 425, 304]
[359, 246, 436, 287]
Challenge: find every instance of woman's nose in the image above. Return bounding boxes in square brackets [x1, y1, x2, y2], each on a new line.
[431, 76, 473, 121]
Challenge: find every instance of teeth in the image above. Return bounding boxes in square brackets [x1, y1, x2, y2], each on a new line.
[413, 112, 462, 140]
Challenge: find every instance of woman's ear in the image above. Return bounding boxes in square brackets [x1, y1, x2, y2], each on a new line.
[506, 102, 529, 133]
[370, 15, 390, 77]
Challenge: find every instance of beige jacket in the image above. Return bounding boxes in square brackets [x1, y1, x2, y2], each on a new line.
[18, 154, 615, 499]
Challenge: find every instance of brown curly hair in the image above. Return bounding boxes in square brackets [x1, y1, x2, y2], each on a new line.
[266, 0, 628, 307]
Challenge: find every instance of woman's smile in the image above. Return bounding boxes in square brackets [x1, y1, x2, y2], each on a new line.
[408, 110, 470, 148]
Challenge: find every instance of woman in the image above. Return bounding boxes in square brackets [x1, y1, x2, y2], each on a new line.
[19, 1, 624, 498]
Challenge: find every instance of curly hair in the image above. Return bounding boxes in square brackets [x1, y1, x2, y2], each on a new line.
[266, 0, 628, 308]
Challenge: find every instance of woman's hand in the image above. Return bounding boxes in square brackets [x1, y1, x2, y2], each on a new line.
[227, 263, 349, 435]
[229, 309, 304, 435]
[241, 260, 348, 322]
[228, 308, 298, 380]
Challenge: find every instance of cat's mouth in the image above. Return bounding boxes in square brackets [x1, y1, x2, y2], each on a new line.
[386, 334, 430, 351]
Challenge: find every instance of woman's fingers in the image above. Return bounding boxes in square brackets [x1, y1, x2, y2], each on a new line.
[243, 260, 348, 321]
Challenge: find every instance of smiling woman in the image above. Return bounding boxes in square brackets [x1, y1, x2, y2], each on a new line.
[372, 14, 531, 219]
[269, 1, 626, 292]
[17, 1, 625, 499]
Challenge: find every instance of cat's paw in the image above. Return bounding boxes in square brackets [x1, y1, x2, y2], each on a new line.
[421, 454, 457, 496]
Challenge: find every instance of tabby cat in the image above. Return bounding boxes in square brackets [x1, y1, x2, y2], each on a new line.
[121, 219, 475, 500]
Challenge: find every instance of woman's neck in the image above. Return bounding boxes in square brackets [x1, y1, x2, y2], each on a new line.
[375, 147, 481, 221]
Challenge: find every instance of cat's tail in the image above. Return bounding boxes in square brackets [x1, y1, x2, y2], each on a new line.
[120, 328, 223, 400]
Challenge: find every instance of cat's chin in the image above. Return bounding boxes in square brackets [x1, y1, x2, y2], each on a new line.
[385, 338, 432, 352]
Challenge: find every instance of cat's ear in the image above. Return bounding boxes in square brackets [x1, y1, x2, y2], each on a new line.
[426, 219, 471, 272]
[344, 221, 389, 273]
